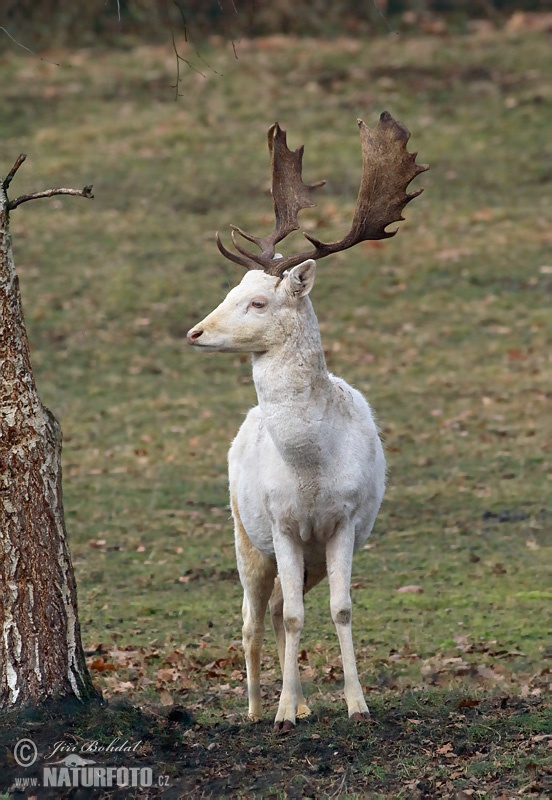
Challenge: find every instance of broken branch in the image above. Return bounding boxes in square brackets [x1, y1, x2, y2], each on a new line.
[2, 153, 27, 192]
[8, 185, 94, 211]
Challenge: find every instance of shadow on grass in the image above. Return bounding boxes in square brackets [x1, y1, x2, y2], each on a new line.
[0, 689, 549, 798]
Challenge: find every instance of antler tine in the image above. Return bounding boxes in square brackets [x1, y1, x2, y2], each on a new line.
[215, 231, 257, 269]
[230, 227, 267, 267]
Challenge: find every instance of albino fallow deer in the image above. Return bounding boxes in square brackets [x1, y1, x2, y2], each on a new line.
[187, 112, 427, 731]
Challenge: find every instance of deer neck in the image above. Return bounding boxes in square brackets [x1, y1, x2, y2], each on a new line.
[251, 300, 333, 463]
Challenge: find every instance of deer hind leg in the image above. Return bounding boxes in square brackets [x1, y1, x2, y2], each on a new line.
[232, 497, 277, 721]
[270, 563, 326, 720]
[326, 527, 369, 720]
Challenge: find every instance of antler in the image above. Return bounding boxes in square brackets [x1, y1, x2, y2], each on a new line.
[215, 122, 325, 270]
[216, 112, 428, 277]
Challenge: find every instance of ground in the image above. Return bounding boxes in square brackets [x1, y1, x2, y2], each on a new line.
[0, 17, 551, 799]
[0, 689, 550, 798]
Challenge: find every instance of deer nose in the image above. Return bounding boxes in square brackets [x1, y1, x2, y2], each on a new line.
[187, 327, 204, 344]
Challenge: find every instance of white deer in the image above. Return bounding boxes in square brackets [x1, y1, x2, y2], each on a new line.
[187, 112, 427, 731]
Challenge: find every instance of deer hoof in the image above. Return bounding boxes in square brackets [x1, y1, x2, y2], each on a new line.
[274, 719, 295, 733]
[350, 711, 371, 723]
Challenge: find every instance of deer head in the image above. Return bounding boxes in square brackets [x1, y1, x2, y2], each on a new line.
[187, 261, 317, 353]
[187, 112, 427, 351]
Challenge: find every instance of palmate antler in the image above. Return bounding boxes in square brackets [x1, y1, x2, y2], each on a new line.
[216, 111, 428, 277]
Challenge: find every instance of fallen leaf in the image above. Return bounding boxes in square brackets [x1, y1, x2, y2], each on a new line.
[436, 247, 472, 262]
[158, 688, 174, 706]
[397, 584, 423, 593]
[88, 658, 117, 672]
[485, 325, 512, 335]
[157, 668, 178, 682]
[112, 680, 135, 693]
[472, 208, 494, 222]
[457, 698, 481, 709]
[507, 348, 527, 361]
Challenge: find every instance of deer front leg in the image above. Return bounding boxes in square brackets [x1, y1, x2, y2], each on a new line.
[326, 528, 370, 720]
[270, 576, 310, 719]
[270, 563, 327, 720]
[233, 499, 277, 721]
[272, 533, 305, 731]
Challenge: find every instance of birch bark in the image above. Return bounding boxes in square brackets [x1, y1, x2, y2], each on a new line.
[0, 168, 96, 710]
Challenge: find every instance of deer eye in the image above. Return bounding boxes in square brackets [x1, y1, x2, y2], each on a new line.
[249, 297, 267, 310]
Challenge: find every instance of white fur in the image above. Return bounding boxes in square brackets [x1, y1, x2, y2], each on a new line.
[187, 261, 386, 727]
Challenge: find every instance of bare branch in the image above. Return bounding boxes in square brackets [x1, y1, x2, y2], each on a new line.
[8, 185, 94, 212]
[2, 154, 27, 192]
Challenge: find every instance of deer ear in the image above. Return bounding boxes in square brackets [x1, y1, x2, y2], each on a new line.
[283, 260, 316, 297]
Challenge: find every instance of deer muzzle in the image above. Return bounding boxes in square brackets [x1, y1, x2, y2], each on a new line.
[186, 327, 204, 344]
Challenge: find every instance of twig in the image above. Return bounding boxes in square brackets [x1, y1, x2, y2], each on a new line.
[0, 27, 60, 66]
[168, 0, 226, 100]
[175, 0, 222, 76]
[2, 154, 27, 192]
[216, 0, 240, 60]
[168, 3, 205, 99]
[8, 185, 94, 212]
[329, 771, 348, 798]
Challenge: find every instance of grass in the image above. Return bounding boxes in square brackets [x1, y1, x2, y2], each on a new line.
[0, 26, 550, 798]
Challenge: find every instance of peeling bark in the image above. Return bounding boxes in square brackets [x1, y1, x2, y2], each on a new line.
[0, 169, 97, 710]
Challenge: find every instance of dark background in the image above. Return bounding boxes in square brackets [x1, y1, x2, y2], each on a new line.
[2, 1, 551, 49]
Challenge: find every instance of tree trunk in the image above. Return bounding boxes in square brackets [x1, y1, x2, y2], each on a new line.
[0, 164, 97, 711]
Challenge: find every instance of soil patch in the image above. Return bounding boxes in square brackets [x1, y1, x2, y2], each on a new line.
[1, 691, 550, 798]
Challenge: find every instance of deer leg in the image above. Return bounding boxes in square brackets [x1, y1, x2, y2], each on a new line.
[233, 498, 277, 721]
[270, 564, 326, 719]
[272, 534, 305, 731]
[326, 528, 369, 720]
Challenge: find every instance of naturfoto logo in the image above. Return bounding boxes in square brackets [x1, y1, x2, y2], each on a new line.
[13, 738, 170, 790]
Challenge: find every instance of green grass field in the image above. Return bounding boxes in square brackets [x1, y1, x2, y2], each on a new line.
[0, 26, 550, 797]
